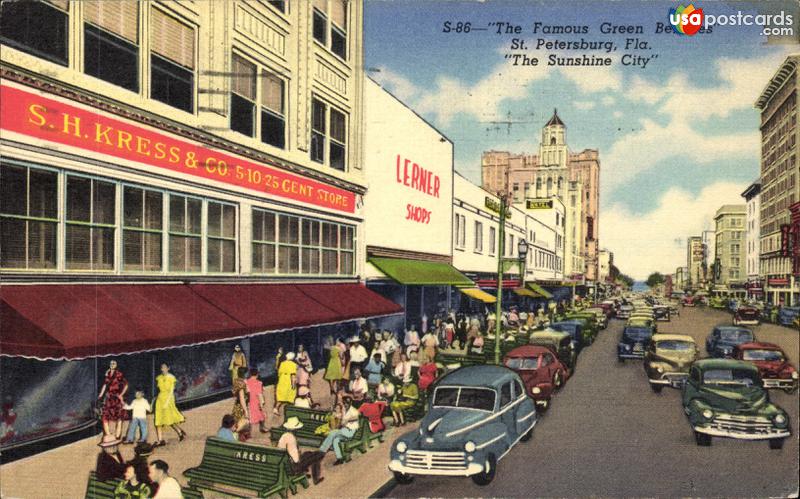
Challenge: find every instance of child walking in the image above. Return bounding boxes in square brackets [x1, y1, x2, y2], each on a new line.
[123, 388, 151, 444]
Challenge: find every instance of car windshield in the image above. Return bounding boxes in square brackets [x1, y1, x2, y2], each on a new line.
[656, 340, 694, 351]
[551, 324, 577, 337]
[719, 330, 753, 342]
[703, 369, 758, 386]
[505, 357, 540, 370]
[742, 349, 785, 362]
[623, 328, 652, 341]
[433, 387, 496, 412]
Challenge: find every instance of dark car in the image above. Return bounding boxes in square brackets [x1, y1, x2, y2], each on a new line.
[734, 342, 798, 393]
[705, 326, 754, 358]
[617, 326, 654, 362]
[504, 345, 569, 412]
[563, 314, 598, 344]
[529, 330, 577, 373]
[653, 305, 670, 322]
[682, 359, 791, 449]
[778, 306, 800, 327]
[733, 306, 760, 326]
[550, 321, 585, 353]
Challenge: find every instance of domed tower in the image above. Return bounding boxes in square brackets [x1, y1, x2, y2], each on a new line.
[539, 108, 567, 168]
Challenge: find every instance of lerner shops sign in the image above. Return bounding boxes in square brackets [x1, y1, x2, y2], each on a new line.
[0, 84, 355, 213]
[364, 80, 453, 255]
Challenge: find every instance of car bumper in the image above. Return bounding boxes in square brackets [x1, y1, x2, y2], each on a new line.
[734, 319, 759, 325]
[618, 351, 645, 359]
[649, 373, 688, 387]
[763, 378, 798, 390]
[389, 458, 484, 477]
[693, 425, 790, 440]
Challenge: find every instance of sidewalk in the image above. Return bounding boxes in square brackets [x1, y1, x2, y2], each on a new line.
[0, 371, 406, 498]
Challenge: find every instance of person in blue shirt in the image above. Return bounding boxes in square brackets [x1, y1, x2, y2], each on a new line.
[216, 414, 237, 441]
[364, 353, 385, 388]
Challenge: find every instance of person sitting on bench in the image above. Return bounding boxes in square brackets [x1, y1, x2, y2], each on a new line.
[113, 464, 153, 498]
[319, 397, 360, 465]
[95, 434, 126, 481]
[390, 380, 419, 427]
[345, 368, 368, 404]
[277, 416, 325, 485]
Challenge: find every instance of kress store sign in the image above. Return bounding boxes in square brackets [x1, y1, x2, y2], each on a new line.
[0, 84, 355, 213]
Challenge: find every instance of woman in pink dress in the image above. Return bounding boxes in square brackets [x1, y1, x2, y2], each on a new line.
[245, 369, 267, 433]
[295, 344, 313, 389]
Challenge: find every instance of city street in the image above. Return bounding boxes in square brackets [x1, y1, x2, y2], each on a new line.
[388, 306, 800, 497]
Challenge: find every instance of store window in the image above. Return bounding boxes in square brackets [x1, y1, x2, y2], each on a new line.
[488, 226, 496, 255]
[313, 0, 347, 60]
[207, 201, 236, 273]
[150, 9, 195, 112]
[301, 218, 321, 274]
[311, 98, 347, 171]
[0, 0, 68, 66]
[168, 194, 202, 272]
[123, 186, 163, 271]
[65, 175, 116, 271]
[278, 214, 300, 274]
[84, 0, 139, 92]
[0, 163, 58, 269]
[474, 221, 483, 253]
[252, 209, 277, 274]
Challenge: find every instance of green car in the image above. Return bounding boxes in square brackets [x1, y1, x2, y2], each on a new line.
[682, 359, 791, 449]
[530, 329, 577, 373]
[709, 296, 727, 309]
[644, 334, 698, 392]
[564, 313, 599, 343]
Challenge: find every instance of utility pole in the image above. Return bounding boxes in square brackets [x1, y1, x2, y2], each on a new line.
[494, 194, 507, 365]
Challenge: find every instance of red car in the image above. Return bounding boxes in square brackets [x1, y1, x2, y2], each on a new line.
[733, 306, 760, 326]
[503, 345, 569, 412]
[682, 295, 702, 307]
[734, 342, 798, 393]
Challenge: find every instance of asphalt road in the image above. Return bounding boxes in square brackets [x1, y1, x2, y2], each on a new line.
[388, 306, 800, 498]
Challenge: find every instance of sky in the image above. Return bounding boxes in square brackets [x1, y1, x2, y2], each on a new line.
[363, 0, 799, 280]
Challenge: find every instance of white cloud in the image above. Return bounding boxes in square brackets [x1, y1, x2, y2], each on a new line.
[573, 101, 596, 110]
[369, 67, 418, 103]
[602, 181, 747, 280]
[612, 110, 623, 119]
[600, 95, 615, 106]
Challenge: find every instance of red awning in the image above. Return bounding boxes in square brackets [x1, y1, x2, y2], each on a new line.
[1, 283, 402, 360]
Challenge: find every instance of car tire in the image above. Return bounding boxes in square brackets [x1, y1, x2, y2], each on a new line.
[769, 438, 785, 450]
[617, 357, 624, 363]
[393, 471, 414, 484]
[537, 399, 550, 413]
[694, 431, 712, 446]
[650, 383, 663, 393]
[520, 426, 534, 442]
[471, 453, 497, 486]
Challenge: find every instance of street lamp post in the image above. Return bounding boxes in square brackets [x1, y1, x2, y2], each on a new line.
[493, 223, 529, 365]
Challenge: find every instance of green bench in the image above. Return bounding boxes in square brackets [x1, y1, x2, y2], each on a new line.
[435, 351, 485, 367]
[85, 472, 201, 499]
[183, 437, 308, 498]
[269, 406, 383, 462]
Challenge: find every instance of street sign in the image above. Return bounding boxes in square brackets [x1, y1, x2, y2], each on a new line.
[526, 199, 553, 209]
[485, 196, 502, 213]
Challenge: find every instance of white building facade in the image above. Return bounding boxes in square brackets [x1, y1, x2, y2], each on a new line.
[742, 181, 762, 299]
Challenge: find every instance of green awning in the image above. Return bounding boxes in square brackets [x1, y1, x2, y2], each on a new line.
[369, 257, 473, 286]
[527, 282, 553, 299]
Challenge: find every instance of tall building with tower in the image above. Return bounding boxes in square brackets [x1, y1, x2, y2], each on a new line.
[481, 110, 600, 283]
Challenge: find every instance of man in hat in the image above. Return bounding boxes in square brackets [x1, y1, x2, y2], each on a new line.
[128, 442, 155, 487]
[277, 416, 325, 485]
[293, 385, 316, 408]
[95, 434, 126, 481]
[348, 336, 368, 375]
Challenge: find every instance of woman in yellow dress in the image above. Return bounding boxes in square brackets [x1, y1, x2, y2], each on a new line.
[274, 352, 297, 416]
[153, 363, 187, 446]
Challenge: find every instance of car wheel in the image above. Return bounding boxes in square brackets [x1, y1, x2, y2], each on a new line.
[393, 471, 414, 484]
[769, 438, 785, 450]
[694, 431, 712, 446]
[784, 387, 798, 394]
[617, 357, 624, 363]
[471, 453, 497, 486]
[553, 371, 563, 388]
[537, 399, 550, 413]
[520, 426, 534, 442]
[650, 383, 663, 394]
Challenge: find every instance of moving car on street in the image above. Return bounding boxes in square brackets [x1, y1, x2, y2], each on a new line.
[617, 304, 634, 319]
[681, 359, 791, 449]
[389, 365, 537, 486]
[733, 305, 760, 326]
[705, 326, 754, 358]
[778, 306, 800, 327]
[627, 316, 657, 333]
[504, 345, 569, 412]
[643, 334, 697, 392]
[529, 330, 577, 373]
[734, 342, 798, 393]
[618, 325, 654, 362]
[653, 305, 671, 322]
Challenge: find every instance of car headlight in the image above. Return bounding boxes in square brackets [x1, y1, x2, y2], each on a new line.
[702, 409, 714, 420]
[464, 441, 476, 453]
[792, 371, 799, 380]
[532, 387, 542, 395]
[624, 344, 631, 351]
[774, 414, 787, 425]
[656, 366, 664, 373]
[396, 441, 407, 453]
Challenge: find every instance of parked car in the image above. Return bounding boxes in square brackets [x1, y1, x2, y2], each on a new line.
[733, 305, 760, 326]
[627, 316, 657, 333]
[585, 308, 609, 329]
[734, 342, 798, 393]
[549, 321, 585, 354]
[504, 345, 569, 412]
[566, 312, 603, 335]
[653, 305, 671, 322]
[617, 304, 634, 319]
[705, 326, 754, 358]
[682, 295, 702, 307]
[389, 365, 537, 485]
[599, 301, 616, 318]
[643, 334, 697, 392]
[529, 330, 577, 373]
[709, 296, 727, 309]
[681, 359, 791, 449]
[561, 315, 597, 345]
[778, 306, 800, 327]
[617, 325, 654, 362]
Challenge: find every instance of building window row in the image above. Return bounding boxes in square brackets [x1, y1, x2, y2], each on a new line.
[312, 0, 348, 60]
